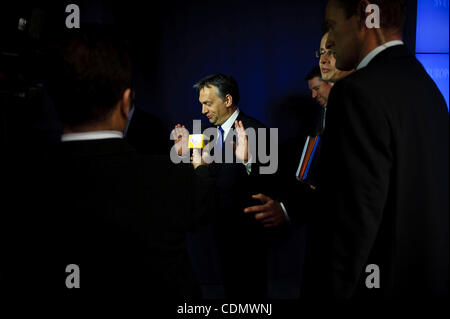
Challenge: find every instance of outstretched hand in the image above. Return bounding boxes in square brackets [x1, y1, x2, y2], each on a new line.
[244, 193, 287, 228]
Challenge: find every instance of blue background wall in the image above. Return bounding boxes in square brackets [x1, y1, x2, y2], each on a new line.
[415, 0, 449, 108]
[120, 0, 328, 138]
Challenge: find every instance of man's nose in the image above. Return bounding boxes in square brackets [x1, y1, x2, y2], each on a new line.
[320, 54, 330, 64]
[202, 105, 207, 114]
[312, 91, 318, 99]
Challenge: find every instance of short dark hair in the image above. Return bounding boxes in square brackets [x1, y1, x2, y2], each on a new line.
[305, 66, 323, 81]
[193, 73, 240, 106]
[46, 25, 132, 128]
[333, 0, 407, 31]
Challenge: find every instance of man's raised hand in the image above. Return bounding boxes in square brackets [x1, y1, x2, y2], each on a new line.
[172, 124, 189, 157]
[232, 120, 249, 163]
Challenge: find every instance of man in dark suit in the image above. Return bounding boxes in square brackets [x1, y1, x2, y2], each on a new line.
[180, 73, 272, 299]
[243, 66, 331, 230]
[307, 65, 333, 111]
[1, 26, 216, 302]
[242, 30, 357, 226]
[304, 0, 448, 298]
[245, 0, 448, 299]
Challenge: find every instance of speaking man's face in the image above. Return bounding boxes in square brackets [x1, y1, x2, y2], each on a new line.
[308, 76, 332, 107]
[325, 0, 362, 71]
[199, 85, 229, 126]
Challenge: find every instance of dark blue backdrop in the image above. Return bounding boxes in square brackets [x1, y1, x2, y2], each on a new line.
[118, 0, 328, 298]
[57, 0, 419, 299]
[115, 0, 328, 136]
[6, 0, 419, 299]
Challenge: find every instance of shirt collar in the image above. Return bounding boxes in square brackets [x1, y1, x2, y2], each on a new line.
[219, 108, 240, 138]
[356, 40, 404, 70]
[124, 106, 135, 136]
[61, 130, 124, 142]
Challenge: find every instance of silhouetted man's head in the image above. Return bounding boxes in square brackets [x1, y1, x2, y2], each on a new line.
[46, 26, 133, 133]
[325, 0, 407, 70]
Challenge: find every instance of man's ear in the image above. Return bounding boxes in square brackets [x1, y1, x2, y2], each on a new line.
[224, 94, 233, 108]
[120, 88, 132, 120]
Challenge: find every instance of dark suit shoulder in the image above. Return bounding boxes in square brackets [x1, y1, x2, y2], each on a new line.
[333, 45, 415, 86]
[58, 138, 137, 158]
[237, 111, 267, 129]
[329, 45, 448, 120]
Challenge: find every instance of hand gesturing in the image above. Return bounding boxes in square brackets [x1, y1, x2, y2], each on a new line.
[172, 124, 189, 157]
[232, 120, 249, 163]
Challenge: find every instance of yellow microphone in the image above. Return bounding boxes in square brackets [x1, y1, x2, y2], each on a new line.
[188, 134, 208, 149]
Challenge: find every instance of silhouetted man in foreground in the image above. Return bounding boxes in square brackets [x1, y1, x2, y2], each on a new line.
[1, 26, 216, 303]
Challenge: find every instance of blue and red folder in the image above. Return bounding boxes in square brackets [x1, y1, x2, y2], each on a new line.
[296, 135, 321, 185]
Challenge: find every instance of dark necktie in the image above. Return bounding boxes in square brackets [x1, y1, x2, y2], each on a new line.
[321, 107, 327, 133]
[217, 126, 224, 150]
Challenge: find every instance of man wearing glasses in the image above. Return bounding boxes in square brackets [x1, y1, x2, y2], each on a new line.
[317, 32, 354, 83]
[243, 32, 355, 227]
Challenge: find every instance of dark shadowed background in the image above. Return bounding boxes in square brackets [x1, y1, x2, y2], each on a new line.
[0, 0, 418, 299]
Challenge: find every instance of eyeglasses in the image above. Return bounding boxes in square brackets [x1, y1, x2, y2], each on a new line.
[315, 49, 336, 59]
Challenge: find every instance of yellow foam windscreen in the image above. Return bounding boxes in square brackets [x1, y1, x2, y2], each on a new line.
[188, 134, 208, 149]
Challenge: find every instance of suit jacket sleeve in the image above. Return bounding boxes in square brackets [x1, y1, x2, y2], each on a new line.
[320, 79, 393, 298]
[143, 156, 217, 233]
[189, 164, 217, 229]
[278, 181, 318, 226]
[249, 119, 278, 200]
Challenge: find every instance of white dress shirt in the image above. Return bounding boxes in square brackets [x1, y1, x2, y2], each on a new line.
[220, 108, 240, 141]
[356, 40, 404, 70]
[219, 108, 252, 175]
[61, 130, 124, 142]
